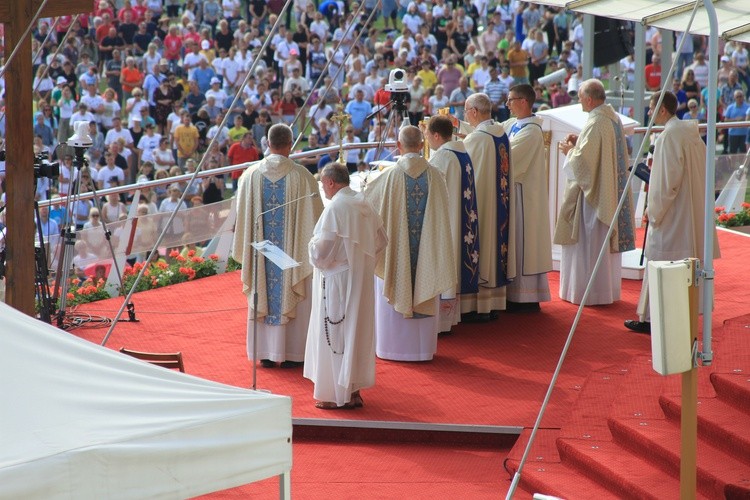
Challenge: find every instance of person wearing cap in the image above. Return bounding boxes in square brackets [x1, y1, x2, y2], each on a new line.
[205, 76, 228, 104]
[232, 123, 324, 369]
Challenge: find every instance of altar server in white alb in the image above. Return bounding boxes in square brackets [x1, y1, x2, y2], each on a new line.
[365, 125, 455, 362]
[425, 115, 481, 333]
[501, 84, 552, 311]
[625, 91, 720, 334]
[554, 79, 635, 305]
[304, 163, 388, 409]
[459, 93, 514, 320]
[232, 124, 324, 368]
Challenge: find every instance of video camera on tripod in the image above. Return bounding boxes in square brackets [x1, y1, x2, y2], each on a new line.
[33, 151, 60, 180]
[385, 68, 410, 114]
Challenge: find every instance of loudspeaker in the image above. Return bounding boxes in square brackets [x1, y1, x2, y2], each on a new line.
[648, 260, 693, 376]
[593, 17, 633, 67]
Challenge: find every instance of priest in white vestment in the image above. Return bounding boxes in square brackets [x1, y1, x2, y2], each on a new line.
[501, 84, 552, 311]
[304, 163, 388, 409]
[426, 115, 481, 333]
[553, 79, 636, 306]
[364, 126, 455, 361]
[232, 124, 324, 368]
[459, 93, 515, 319]
[625, 91, 720, 333]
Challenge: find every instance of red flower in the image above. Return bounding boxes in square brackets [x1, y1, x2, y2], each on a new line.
[187, 249, 196, 257]
[157, 261, 169, 269]
[742, 202, 750, 209]
[67, 293, 75, 301]
[715, 206, 725, 213]
[191, 256, 204, 263]
[175, 255, 186, 263]
[169, 250, 180, 258]
[718, 213, 733, 223]
[209, 254, 219, 261]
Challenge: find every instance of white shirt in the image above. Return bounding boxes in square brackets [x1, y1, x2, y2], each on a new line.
[137, 132, 162, 163]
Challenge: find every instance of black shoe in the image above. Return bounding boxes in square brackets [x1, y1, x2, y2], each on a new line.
[280, 360, 304, 369]
[624, 320, 651, 334]
[260, 359, 277, 368]
[506, 301, 541, 313]
[461, 312, 482, 323]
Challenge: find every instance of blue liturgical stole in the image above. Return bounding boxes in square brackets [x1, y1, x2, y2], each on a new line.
[478, 130, 511, 287]
[446, 148, 480, 294]
[262, 176, 286, 325]
[405, 169, 430, 318]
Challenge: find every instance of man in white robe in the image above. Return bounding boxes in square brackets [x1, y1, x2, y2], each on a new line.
[426, 115, 480, 333]
[625, 91, 720, 333]
[364, 126, 455, 361]
[304, 163, 388, 409]
[502, 84, 552, 311]
[554, 79, 635, 305]
[459, 93, 515, 320]
[232, 124, 324, 368]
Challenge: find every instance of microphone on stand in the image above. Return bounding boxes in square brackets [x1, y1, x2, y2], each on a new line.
[250, 190, 319, 391]
[256, 191, 319, 223]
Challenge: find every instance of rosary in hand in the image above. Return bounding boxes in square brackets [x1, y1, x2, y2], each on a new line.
[322, 276, 345, 354]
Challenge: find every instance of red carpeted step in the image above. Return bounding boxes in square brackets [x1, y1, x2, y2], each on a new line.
[711, 372, 750, 417]
[508, 461, 619, 500]
[659, 393, 750, 466]
[608, 416, 750, 499]
[504, 429, 617, 500]
[555, 436, 700, 500]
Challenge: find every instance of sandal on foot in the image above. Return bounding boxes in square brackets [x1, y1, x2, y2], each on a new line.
[315, 401, 356, 410]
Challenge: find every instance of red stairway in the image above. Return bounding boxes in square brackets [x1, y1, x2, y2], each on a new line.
[505, 314, 750, 499]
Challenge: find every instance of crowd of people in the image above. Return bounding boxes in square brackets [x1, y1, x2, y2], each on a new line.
[0, 0, 728, 406]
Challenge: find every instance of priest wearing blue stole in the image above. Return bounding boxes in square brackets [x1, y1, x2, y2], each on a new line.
[364, 126, 455, 362]
[501, 84, 552, 311]
[233, 124, 324, 368]
[459, 92, 515, 320]
[426, 115, 481, 333]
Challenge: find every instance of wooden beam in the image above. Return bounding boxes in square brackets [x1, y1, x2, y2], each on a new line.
[0, 0, 90, 23]
[2, 0, 91, 316]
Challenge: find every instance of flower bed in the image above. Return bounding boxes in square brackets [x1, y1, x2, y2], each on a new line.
[64, 251, 220, 308]
[715, 203, 750, 229]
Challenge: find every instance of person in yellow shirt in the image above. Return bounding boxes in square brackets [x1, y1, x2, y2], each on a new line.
[228, 114, 249, 145]
[417, 60, 438, 91]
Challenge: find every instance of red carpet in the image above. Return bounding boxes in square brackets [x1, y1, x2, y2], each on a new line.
[72, 228, 750, 498]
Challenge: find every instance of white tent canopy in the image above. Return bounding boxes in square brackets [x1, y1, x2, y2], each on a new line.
[0, 302, 292, 499]
[533, 0, 750, 42]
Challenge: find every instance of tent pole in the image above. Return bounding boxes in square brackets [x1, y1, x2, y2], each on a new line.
[700, 0, 718, 367]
